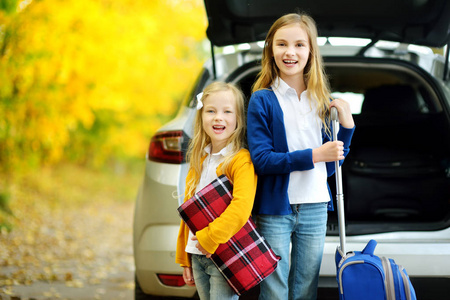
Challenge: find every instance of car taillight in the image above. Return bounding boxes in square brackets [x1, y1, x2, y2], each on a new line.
[157, 274, 185, 287]
[148, 131, 186, 164]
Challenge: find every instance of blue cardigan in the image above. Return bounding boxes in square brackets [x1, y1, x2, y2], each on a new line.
[247, 89, 355, 215]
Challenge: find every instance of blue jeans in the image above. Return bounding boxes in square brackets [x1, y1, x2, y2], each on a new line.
[191, 254, 239, 300]
[256, 203, 328, 300]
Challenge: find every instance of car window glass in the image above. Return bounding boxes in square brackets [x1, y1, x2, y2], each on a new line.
[331, 92, 364, 114]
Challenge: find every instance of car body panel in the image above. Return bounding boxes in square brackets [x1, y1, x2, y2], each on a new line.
[134, 162, 197, 297]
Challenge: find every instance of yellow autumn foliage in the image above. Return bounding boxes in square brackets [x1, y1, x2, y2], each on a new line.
[0, 0, 207, 170]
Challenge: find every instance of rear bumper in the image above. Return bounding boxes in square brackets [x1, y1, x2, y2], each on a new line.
[320, 231, 450, 277]
[134, 224, 197, 298]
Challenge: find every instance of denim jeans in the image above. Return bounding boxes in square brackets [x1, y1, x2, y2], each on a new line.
[191, 254, 239, 300]
[255, 202, 328, 300]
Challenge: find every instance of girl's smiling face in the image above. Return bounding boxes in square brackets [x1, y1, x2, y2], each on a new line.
[272, 24, 310, 86]
[202, 90, 237, 153]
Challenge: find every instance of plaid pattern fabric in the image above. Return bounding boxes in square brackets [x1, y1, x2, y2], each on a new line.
[177, 175, 280, 296]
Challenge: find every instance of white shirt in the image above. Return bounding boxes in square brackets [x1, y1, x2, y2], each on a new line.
[272, 78, 330, 204]
[185, 144, 231, 255]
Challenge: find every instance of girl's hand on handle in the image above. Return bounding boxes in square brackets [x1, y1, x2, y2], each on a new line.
[330, 98, 355, 129]
[182, 267, 196, 286]
[191, 236, 213, 258]
[313, 141, 344, 163]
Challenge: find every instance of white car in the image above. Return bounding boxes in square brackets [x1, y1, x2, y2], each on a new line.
[133, 0, 450, 299]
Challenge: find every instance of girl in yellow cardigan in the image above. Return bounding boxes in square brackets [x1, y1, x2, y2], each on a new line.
[176, 82, 257, 299]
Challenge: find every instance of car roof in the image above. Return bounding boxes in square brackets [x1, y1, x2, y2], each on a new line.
[204, 0, 450, 48]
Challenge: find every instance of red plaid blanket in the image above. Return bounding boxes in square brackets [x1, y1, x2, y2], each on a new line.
[177, 175, 280, 296]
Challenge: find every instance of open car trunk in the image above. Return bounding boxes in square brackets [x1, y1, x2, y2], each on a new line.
[325, 58, 450, 235]
[223, 56, 450, 235]
[204, 0, 450, 48]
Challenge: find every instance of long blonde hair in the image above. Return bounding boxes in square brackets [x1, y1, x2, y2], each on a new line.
[252, 12, 332, 134]
[185, 82, 246, 198]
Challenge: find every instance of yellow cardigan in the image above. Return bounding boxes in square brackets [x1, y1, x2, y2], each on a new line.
[175, 148, 257, 268]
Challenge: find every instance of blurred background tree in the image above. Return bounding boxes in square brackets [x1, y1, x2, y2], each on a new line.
[0, 0, 207, 173]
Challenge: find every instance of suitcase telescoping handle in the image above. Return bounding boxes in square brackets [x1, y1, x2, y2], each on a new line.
[331, 107, 346, 254]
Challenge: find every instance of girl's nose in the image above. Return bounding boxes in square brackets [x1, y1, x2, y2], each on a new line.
[286, 45, 295, 56]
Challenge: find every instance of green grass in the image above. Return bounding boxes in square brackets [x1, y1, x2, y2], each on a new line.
[0, 161, 144, 230]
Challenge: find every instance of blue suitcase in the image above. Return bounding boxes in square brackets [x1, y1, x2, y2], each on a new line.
[335, 240, 416, 300]
[331, 108, 417, 300]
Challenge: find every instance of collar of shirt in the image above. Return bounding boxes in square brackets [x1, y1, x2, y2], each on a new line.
[204, 143, 232, 157]
[272, 77, 307, 99]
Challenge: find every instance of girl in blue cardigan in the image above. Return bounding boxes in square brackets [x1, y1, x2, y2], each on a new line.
[247, 13, 355, 300]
